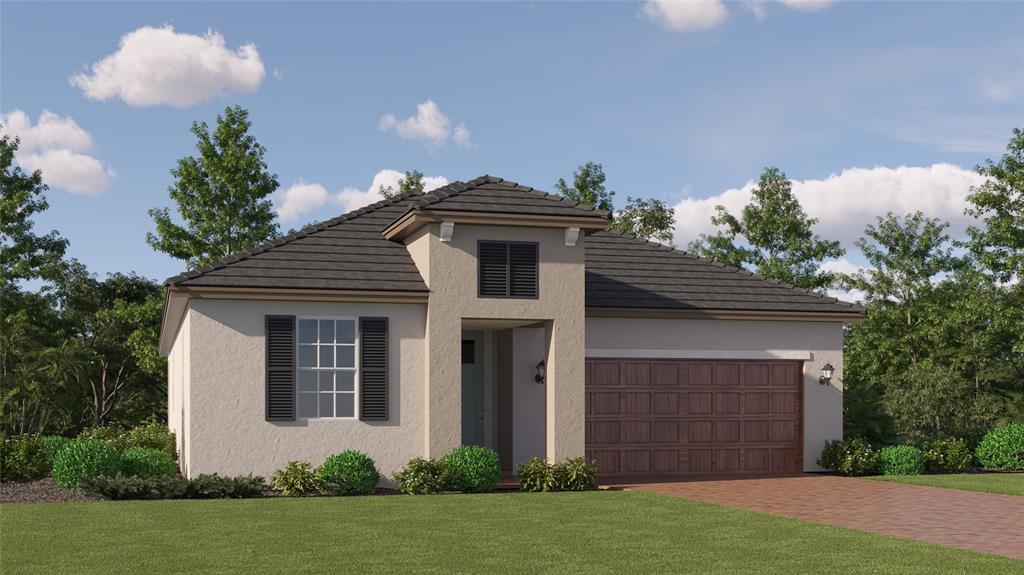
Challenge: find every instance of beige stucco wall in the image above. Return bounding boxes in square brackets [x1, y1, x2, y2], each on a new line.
[167, 309, 191, 474]
[407, 223, 587, 462]
[181, 298, 426, 479]
[512, 327, 547, 468]
[585, 316, 845, 471]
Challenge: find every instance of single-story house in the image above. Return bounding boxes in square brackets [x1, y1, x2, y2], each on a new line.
[158, 175, 862, 481]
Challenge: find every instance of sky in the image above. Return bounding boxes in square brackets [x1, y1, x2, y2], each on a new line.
[2, 1, 1022, 290]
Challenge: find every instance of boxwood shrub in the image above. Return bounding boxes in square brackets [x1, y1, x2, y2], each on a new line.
[42, 435, 72, 466]
[818, 437, 879, 476]
[52, 439, 123, 488]
[878, 445, 924, 475]
[441, 446, 501, 493]
[185, 474, 267, 499]
[975, 423, 1024, 470]
[317, 451, 379, 495]
[394, 457, 447, 494]
[81, 474, 188, 500]
[920, 437, 971, 473]
[121, 447, 178, 478]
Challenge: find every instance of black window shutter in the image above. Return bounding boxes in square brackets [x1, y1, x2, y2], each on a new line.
[265, 315, 296, 421]
[509, 243, 538, 297]
[360, 317, 388, 421]
[478, 241, 509, 297]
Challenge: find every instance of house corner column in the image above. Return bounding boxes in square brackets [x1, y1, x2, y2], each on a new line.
[545, 318, 585, 462]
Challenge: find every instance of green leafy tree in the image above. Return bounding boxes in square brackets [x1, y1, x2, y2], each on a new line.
[886, 360, 1001, 441]
[965, 127, 1023, 284]
[610, 196, 676, 244]
[688, 167, 844, 292]
[555, 161, 614, 211]
[379, 170, 427, 199]
[147, 106, 279, 268]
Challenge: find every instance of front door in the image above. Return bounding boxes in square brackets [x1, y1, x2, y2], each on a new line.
[461, 331, 486, 446]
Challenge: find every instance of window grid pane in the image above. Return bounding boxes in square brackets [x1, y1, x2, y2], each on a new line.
[296, 318, 358, 419]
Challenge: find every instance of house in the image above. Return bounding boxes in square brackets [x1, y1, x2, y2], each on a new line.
[158, 175, 862, 481]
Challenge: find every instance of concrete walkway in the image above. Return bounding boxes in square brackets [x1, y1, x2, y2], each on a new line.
[624, 475, 1024, 560]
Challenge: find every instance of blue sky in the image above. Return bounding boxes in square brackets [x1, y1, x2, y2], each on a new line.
[2, 1, 1022, 285]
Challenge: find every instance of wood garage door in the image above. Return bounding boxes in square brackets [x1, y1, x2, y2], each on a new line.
[585, 359, 803, 477]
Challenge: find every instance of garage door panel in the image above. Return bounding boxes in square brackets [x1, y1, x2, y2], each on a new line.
[586, 358, 803, 478]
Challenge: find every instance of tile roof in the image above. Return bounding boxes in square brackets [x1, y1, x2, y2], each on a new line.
[404, 175, 611, 219]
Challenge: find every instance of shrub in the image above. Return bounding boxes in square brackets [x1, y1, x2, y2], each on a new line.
[78, 427, 129, 451]
[440, 445, 501, 493]
[317, 451, 379, 495]
[51, 439, 123, 488]
[125, 424, 177, 459]
[271, 461, 319, 496]
[975, 423, 1024, 470]
[818, 437, 879, 476]
[121, 447, 178, 478]
[920, 438, 971, 473]
[552, 457, 598, 491]
[42, 435, 72, 466]
[0, 436, 49, 482]
[81, 474, 188, 500]
[394, 458, 447, 494]
[517, 457, 556, 492]
[186, 474, 267, 499]
[878, 445, 924, 475]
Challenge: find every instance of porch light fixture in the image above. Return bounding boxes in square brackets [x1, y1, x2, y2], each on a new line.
[819, 363, 834, 385]
[534, 359, 546, 384]
[565, 226, 581, 247]
[439, 221, 455, 242]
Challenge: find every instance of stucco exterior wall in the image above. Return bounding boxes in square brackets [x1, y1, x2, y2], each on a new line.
[167, 309, 191, 474]
[408, 223, 586, 462]
[585, 316, 845, 471]
[512, 327, 546, 468]
[183, 298, 426, 479]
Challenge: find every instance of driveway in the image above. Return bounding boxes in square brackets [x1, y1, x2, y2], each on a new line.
[623, 475, 1024, 560]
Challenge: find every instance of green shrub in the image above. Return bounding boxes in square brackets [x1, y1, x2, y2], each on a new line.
[394, 457, 447, 494]
[0, 436, 49, 481]
[42, 436, 72, 466]
[125, 424, 176, 459]
[818, 437, 879, 476]
[440, 445, 501, 493]
[317, 451, 379, 495]
[975, 423, 1024, 470]
[121, 447, 177, 478]
[552, 457, 598, 491]
[920, 438, 971, 473]
[271, 461, 319, 496]
[878, 445, 924, 475]
[517, 457, 556, 492]
[186, 474, 267, 499]
[51, 439, 123, 488]
[81, 474, 188, 500]
[78, 427, 130, 451]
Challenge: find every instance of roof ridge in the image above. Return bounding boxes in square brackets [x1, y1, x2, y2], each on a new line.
[405, 174, 610, 217]
[593, 230, 859, 309]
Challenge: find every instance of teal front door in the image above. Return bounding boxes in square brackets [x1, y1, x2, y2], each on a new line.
[461, 331, 485, 446]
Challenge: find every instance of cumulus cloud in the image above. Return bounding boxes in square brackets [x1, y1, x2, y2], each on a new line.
[0, 109, 113, 196]
[641, 0, 729, 32]
[70, 25, 264, 108]
[379, 100, 472, 148]
[777, 0, 837, 11]
[672, 163, 985, 254]
[275, 170, 449, 223]
[820, 258, 867, 303]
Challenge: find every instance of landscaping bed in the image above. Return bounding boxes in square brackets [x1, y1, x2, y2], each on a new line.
[868, 472, 1024, 497]
[0, 477, 101, 504]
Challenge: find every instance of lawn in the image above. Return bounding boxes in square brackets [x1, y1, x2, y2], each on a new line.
[3, 491, 1021, 574]
[869, 473, 1024, 496]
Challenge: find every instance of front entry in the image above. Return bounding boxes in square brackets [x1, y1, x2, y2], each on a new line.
[461, 331, 486, 446]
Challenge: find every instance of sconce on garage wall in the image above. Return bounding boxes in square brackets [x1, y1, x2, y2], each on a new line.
[819, 363, 835, 385]
[534, 359, 546, 384]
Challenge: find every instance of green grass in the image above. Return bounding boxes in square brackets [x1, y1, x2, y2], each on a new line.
[869, 472, 1024, 496]
[2, 491, 1020, 574]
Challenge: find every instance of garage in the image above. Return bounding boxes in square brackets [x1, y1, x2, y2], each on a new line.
[585, 358, 804, 478]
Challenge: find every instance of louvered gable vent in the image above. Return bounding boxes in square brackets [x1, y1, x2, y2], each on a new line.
[478, 241, 538, 298]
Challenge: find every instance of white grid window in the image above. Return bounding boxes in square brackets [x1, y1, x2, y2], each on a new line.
[297, 318, 357, 419]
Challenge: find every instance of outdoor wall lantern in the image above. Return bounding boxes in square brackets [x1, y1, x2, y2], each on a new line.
[819, 363, 835, 385]
[534, 359, 546, 384]
[439, 221, 455, 242]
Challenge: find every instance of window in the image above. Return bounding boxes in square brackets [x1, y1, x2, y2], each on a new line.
[478, 241, 538, 298]
[296, 318, 357, 419]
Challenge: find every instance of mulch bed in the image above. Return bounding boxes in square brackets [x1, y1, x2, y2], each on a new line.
[1, 477, 101, 504]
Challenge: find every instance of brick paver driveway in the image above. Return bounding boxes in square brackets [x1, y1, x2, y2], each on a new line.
[624, 475, 1024, 559]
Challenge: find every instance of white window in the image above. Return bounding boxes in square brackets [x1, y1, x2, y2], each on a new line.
[296, 317, 357, 419]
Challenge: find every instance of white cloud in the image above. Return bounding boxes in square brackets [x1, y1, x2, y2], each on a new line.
[0, 109, 113, 196]
[820, 258, 867, 303]
[70, 25, 264, 108]
[744, 1, 767, 21]
[778, 0, 837, 11]
[275, 170, 449, 223]
[672, 163, 985, 254]
[379, 100, 472, 148]
[273, 68, 285, 82]
[641, 0, 729, 32]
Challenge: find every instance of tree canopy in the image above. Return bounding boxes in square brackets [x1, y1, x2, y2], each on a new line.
[555, 161, 615, 212]
[610, 196, 676, 243]
[379, 170, 426, 199]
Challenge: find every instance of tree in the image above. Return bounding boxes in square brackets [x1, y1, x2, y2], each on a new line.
[610, 196, 676, 243]
[147, 106, 279, 268]
[555, 161, 614, 211]
[886, 360, 1001, 441]
[379, 170, 427, 199]
[0, 131, 68, 286]
[688, 167, 843, 292]
[965, 127, 1023, 284]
